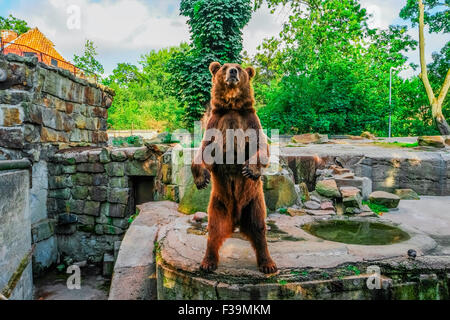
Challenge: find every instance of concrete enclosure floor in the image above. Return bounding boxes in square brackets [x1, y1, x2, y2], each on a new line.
[33, 267, 110, 300]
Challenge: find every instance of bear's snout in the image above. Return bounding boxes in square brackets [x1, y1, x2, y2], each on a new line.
[226, 67, 240, 85]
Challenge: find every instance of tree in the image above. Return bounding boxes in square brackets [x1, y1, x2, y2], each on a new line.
[0, 15, 30, 35]
[102, 63, 140, 88]
[167, 0, 253, 128]
[104, 46, 185, 131]
[253, 0, 418, 136]
[73, 40, 104, 77]
[401, 0, 450, 134]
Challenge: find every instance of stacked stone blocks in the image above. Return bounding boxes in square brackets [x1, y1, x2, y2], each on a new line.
[0, 54, 113, 162]
[47, 145, 178, 262]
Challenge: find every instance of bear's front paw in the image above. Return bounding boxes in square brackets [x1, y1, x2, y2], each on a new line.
[242, 164, 261, 180]
[194, 168, 211, 190]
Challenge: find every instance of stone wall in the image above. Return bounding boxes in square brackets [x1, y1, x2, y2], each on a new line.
[282, 149, 450, 196]
[0, 167, 33, 300]
[0, 53, 114, 274]
[47, 145, 176, 264]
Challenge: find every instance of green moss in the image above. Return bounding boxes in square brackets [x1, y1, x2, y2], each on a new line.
[285, 144, 306, 148]
[347, 265, 361, 276]
[78, 225, 95, 233]
[178, 177, 212, 215]
[65, 158, 76, 165]
[128, 208, 140, 224]
[363, 200, 389, 215]
[278, 280, 288, 286]
[373, 141, 419, 149]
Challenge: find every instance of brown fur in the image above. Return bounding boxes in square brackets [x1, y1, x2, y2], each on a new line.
[191, 62, 277, 274]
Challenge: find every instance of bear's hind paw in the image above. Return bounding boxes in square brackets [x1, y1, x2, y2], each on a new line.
[259, 261, 278, 274]
[200, 260, 218, 273]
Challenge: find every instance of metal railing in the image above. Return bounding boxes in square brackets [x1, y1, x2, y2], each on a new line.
[0, 38, 98, 83]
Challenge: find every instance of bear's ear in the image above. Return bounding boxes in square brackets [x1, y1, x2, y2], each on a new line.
[209, 62, 221, 76]
[246, 66, 256, 80]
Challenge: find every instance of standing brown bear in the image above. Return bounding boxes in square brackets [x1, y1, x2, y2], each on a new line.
[191, 62, 277, 274]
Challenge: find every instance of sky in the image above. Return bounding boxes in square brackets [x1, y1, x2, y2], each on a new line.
[0, 0, 448, 77]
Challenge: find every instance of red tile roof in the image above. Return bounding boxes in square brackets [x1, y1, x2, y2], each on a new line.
[2, 28, 75, 72]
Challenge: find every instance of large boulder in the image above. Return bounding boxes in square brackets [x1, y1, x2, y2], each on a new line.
[340, 186, 361, 198]
[418, 136, 445, 148]
[343, 194, 363, 211]
[361, 131, 376, 140]
[369, 191, 400, 209]
[262, 161, 298, 212]
[394, 189, 420, 200]
[315, 179, 341, 198]
[292, 133, 328, 144]
[178, 176, 212, 215]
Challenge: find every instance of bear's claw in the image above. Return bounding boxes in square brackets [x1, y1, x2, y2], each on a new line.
[194, 169, 211, 190]
[259, 260, 278, 274]
[200, 260, 218, 273]
[242, 165, 261, 180]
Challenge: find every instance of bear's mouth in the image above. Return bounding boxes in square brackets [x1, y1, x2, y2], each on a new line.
[226, 77, 239, 85]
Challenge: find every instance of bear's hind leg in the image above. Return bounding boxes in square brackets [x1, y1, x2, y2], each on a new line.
[240, 196, 278, 274]
[201, 198, 233, 273]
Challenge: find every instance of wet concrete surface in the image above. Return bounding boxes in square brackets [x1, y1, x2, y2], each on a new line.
[33, 267, 110, 300]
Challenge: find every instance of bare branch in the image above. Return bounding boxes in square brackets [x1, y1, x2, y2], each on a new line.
[437, 67, 450, 107]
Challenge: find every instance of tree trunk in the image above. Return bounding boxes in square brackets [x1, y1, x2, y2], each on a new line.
[418, 0, 450, 135]
[435, 110, 450, 135]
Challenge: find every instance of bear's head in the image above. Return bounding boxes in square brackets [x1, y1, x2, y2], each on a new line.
[209, 62, 256, 109]
[210, 62, 255, 88]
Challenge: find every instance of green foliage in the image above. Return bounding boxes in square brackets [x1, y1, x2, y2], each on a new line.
[167, 0, 253, 128]
[400, 0, 449, 133]
[112, 136, 143, 147]
[0, 15, 30, 35]
[428, 41, 450, 111]
[251, 0, 449, 136]
[101, 0, 446, 136]
[73, 40, 104, 76]
[104, 46, 185, 131]
[400, 0, 449, 33]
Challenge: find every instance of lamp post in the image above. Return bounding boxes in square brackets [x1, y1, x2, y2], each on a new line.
[389, 66, 400, 138]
